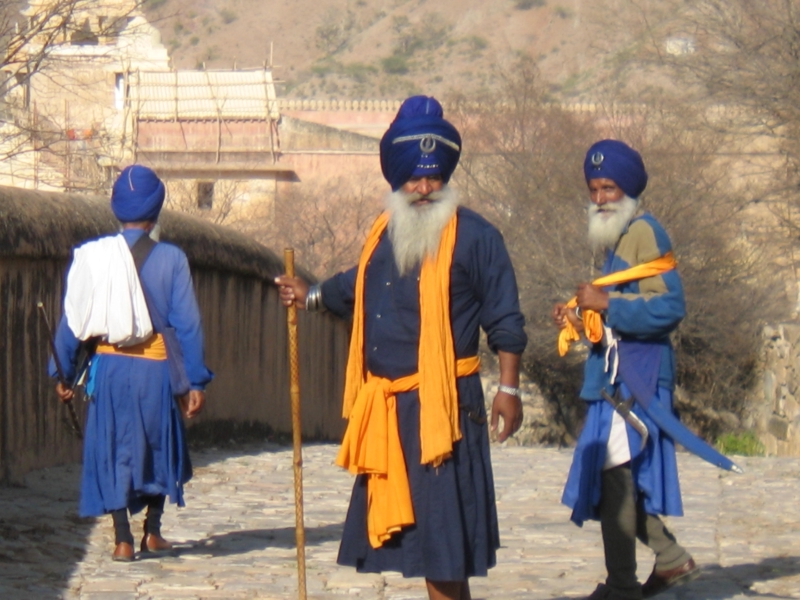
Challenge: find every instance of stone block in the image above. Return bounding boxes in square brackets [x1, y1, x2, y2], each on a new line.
[776, 364, 787, 388]
[785, 396, 800, 420]
[762, 433, 777, 456]
[764, 370, 777, 408]
[768, 415, 790, 440]
[783, 323, 800, 347]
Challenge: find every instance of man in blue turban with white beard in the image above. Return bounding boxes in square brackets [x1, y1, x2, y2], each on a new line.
[51, 165, 213, 562]
[553, 140, 698, 600]
[275, 95, 527, 600]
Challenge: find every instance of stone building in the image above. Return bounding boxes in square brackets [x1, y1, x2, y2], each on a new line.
[0, 0, 390, 226]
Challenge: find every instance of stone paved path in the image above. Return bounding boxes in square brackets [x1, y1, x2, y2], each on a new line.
[2, 443, 800, 599]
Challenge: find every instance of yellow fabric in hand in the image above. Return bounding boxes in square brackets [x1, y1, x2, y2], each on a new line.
[557, 253, 677, 356]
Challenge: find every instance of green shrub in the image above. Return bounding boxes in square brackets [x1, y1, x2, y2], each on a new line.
[515, 0, 546, 9]
[715, 431, 765, 457]
[465, 35, 488, 52]
[219, 8, 237, 24]
[343, 62, 378, 82]
[554, 6, 573, 18]
[381, 54, 409, 74]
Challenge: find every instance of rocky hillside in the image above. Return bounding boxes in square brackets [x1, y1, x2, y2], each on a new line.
[142, 0, 644, 100]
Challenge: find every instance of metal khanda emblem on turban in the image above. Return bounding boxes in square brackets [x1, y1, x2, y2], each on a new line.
[591, 151, 605, 169]
[419, 135, 437, 154]
[391, 133, 461, 151]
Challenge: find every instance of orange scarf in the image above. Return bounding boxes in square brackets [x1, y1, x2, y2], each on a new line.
[558, 252, 677, 356]
[336, 210, 474, 548]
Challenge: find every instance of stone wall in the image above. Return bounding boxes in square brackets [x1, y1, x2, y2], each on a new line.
[0, 185, 349, 484]
[750, 323, 800, 456]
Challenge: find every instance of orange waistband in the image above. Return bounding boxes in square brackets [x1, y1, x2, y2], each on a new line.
[96, 334, 167, 360]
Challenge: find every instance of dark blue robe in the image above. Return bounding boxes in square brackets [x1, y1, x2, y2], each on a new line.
[325, 207, 527, 580]
[51, 228, 213, 517]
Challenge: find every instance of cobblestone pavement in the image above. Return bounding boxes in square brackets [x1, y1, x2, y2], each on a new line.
[2, 443, 800, 599]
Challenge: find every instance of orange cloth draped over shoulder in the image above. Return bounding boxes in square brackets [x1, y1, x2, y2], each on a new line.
[557, 252, 677, 357]
[335, 210, 481, 548]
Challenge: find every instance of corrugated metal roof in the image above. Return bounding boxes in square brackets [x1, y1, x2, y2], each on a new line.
[129, 69, 279, 121]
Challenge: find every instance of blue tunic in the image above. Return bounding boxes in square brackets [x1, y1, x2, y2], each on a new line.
[324, 207, 527, 580]
[51, 228, 213, 517]
[562, 212, 686, 525]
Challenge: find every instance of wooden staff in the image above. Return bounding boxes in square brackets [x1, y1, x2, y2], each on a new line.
[284, 248, 307, 599]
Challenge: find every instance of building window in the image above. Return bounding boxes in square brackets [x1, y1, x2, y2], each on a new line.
[114, 73, 127, 110]
[197, 181, 214, 209]
[71, 18, 98, 45]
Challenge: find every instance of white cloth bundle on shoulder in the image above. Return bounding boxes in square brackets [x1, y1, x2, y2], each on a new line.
[64, 234, 153, 346]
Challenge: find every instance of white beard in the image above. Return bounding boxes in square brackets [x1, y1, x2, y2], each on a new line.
[386, 185, 459, 276]
[587, 195, 639, 252]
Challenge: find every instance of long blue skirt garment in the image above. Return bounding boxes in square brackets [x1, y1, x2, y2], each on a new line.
[79, 352, 191, 517]
[337, 373, 499, 581]
[562, 386, 683, 527]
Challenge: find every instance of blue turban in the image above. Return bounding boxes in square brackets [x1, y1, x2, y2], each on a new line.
[111, 165, 166, 223]
[583, 139, 648, 199]
[379, 95, 462, 191]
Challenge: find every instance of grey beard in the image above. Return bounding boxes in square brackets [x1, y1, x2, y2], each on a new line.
[587, 195, 639, 252]
[385, 186, 459, 276]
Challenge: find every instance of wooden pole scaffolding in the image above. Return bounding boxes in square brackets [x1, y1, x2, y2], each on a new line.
[284, 248, 307, 599]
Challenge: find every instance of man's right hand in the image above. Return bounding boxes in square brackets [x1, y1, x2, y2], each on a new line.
[274, 275, 309, 309]
[55, 382, 74, 404]
[179, 390, 205, 419]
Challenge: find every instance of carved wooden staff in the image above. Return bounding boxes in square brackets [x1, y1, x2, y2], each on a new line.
[284, 248, 307, 600]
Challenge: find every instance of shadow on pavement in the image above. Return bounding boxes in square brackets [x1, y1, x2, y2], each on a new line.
[546, 556, 800, 599]
[0, 462, 94, 599]
[172, 523, 344, 558]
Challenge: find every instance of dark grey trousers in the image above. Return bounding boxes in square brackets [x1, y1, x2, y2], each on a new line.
[599, 464, 691, 599]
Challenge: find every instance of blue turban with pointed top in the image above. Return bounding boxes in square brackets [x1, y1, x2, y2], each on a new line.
[379, 95, 462, 191]
[111, 165, 166, 223]
[584, 139, 648, 199]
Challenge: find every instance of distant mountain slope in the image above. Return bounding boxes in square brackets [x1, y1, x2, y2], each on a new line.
[143, 0, 644, 100]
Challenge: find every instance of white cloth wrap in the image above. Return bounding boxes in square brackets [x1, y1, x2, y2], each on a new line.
[64, 234, 153, 346]
[602, 324, 631, 470]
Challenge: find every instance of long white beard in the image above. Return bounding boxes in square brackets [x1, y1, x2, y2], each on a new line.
[587, 195, 639, 252]
[386, 185, 459, 275]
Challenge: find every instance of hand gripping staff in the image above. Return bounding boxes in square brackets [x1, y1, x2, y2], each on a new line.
[283, 249, 307, 600]
[37, 302, 83, 439]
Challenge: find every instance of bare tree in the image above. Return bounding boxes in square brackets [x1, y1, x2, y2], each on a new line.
[163, 179, 248, 226]
[260, 174, 384, 280]
[588, 0, 800, 309]
[0, 1, 149, 190]
[450, 60, 786, 442]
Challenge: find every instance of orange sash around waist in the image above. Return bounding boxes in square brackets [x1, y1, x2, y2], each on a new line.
[95, 334, 167, 360]
[336, 356, 481, 548]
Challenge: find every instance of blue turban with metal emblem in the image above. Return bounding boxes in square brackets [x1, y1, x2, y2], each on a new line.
[583, 139, 648, 199]
[380, 95, 462, 191]
[111, 165, 166, 223]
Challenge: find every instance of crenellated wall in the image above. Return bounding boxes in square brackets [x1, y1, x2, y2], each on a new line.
[0, 185, 349, 484]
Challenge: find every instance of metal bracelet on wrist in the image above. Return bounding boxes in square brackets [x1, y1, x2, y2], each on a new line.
[305, 284, 325, 312]
[498, 384, 521, 397]
[574, 306, 583, 321]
